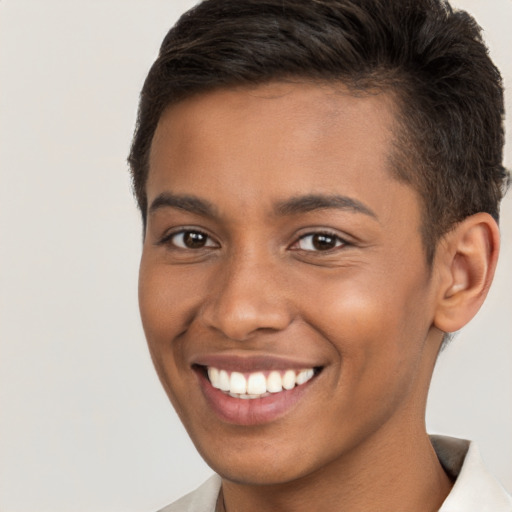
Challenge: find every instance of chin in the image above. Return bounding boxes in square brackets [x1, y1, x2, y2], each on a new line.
[193, 431, 325, 486]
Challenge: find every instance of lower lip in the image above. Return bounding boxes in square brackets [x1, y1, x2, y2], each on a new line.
[196, 370, 316, 426]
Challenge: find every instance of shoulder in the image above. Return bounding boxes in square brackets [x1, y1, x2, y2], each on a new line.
[157, 475, 222, 512]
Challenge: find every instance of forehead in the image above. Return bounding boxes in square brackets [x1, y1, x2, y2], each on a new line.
[147, 81, 412, 219]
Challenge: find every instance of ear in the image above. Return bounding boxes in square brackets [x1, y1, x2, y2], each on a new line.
[433, 213, 500, 333]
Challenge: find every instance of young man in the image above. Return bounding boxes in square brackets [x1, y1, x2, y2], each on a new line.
[129, 0, 511, 510]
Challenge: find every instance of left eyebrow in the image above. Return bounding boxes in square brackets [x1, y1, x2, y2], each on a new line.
[148, 192, 218, 218]
[274, 194, 378, 219]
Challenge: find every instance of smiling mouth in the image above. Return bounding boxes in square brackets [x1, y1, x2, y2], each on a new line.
[197, 365, 322, 399]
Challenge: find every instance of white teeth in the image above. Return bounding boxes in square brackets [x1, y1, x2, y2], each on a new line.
[247, 372, 267, 395]
[207, 367, 219, 386]
[230, 372, 247, 394]
[219, 370, 230, 391]
[282, 370, 296, 390]
[296, 368, 314, 385]
[266, 371, 283, 393]
[207, 366, 316, 398]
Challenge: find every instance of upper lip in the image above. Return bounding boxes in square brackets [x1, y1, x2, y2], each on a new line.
[191, 353, 324, 373]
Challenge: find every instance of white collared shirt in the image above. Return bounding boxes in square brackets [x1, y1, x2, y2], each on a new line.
[432, 435, 512, 511]
[160, 435, 512, 512]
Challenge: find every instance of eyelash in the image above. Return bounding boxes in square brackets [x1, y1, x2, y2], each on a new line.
[159, 229, 218, 250]
[159, 228, 348, 253]
[290, 231, 347, 252]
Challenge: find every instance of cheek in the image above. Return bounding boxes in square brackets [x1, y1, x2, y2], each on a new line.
[138, 258, 195, 389]
[138, 259, 207, 426]
[298, 267, 432, 394]
[138, 257, 204, 341]
[299, 267, 427, 339]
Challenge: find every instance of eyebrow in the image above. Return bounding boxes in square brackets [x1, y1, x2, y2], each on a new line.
[149, 192, 217, 217]
[148, 192, 377, 220]
[274, 194, 378, 219]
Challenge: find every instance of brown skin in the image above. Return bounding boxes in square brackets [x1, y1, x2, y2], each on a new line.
[139, 82, 500, 512]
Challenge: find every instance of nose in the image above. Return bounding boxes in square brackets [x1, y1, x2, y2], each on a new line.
[200, 252, 293, 341]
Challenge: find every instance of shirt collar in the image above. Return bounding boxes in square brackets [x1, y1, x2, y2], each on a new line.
[432, 435, 512, 511]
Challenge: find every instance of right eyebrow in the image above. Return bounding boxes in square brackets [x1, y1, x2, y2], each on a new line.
[148, 192, 218, 217]
[274, 193, 378, 220]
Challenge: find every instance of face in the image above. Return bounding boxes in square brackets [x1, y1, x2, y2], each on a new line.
[139, 82, 442, 486]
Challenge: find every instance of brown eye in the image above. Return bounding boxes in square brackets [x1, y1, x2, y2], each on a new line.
[295, 232, 345, 251]
[183, 231, 207, 248]
[169, 230, 217, 249]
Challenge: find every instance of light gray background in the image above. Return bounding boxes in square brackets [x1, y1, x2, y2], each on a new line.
[0, 1, 510, 511]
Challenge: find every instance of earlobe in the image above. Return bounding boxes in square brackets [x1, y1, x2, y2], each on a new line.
[433, 213, 500, 334]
